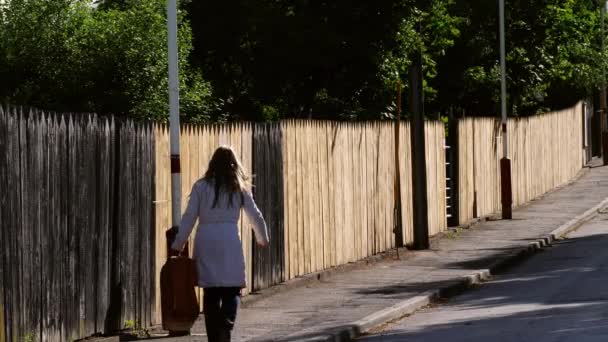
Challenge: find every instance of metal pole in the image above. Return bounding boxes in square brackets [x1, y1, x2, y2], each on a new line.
[167, 0, 182, 227]
[499, 0, 513, 219]
[394, 81, 404, 248]
[601, 2, 608, 165]
[602, 3, 606, 102]
[499, 0, 508, 158]
[600, 3, 606, 117]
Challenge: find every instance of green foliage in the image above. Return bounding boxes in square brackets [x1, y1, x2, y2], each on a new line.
[444, 228, 461, 240]
[0, 0, 219, 121]
[123, 319, 136, 330]
[1, 0, 606, 120]
[431, 0, 604, 116]
[187, 0, 463, 120]
[123, 319, 150, 338]
[22, 331, 36, 342]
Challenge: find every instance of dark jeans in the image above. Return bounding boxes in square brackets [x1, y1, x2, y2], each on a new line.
[203, 287, 241, 342]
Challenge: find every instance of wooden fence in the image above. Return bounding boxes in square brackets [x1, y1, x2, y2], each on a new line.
[252, 123, 285, 291]
[152, 120, 447, 323]
[457, 102, 584, 223]
[280, 121, 398, 279]
[0, 107, 155, 342]
[2, 101, 586, 340]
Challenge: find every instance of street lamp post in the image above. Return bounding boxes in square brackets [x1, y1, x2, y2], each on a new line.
[499, 0, 513, 219]
[601, 1, 608, 165]
[167, 0, 182, 227]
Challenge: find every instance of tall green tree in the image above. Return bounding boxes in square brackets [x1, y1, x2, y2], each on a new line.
[187, 0, 462, 120]
[430, 0, 603, 116]
[0, 0, 218, 121]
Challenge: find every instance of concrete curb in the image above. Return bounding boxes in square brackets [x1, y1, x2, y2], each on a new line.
[547, 198, 608, 240]
[287, 198, 608, 342]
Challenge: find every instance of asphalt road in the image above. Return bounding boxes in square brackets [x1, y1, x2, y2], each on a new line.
[360, 210, 608, 342]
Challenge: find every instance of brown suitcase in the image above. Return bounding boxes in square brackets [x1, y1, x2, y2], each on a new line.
[160, 227, 199, 333]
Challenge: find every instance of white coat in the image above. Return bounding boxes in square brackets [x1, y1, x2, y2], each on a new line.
[171, 179, 269, 288]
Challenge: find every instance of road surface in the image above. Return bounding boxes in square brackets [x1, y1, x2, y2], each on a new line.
[360, 210, 608, 342]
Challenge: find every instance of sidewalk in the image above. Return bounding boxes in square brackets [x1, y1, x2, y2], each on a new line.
[155, 162, 608, 342]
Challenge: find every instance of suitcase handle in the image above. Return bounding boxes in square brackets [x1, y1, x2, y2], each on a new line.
[166, 226, 189, 259]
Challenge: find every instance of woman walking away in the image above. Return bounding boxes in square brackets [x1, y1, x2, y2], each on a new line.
[170, 146, 269, 342]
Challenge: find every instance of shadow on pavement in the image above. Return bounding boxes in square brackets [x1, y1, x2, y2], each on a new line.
[355, 233, 608, 342]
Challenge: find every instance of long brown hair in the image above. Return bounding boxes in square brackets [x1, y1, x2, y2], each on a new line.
[203, 146, 249, 208]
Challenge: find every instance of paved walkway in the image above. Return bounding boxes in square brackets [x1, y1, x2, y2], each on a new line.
[153, 162, 608, 342]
